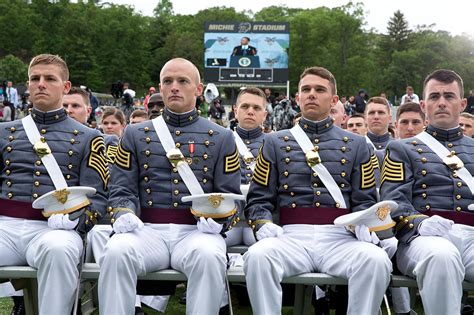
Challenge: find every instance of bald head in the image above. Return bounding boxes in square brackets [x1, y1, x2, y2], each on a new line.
[330, 100, 347, 127]
[160, 58, 201, 84]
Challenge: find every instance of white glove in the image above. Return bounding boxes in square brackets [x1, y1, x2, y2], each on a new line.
[48, 214, 79, 230]
[354, 225, 380, 244]
[418, 215, 453, 237]
[113, 213, 144, 234]
[256, 222, 284, 241]
[197, 217, 223, 234]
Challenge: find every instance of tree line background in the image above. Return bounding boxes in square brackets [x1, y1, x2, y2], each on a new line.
[1, 0, 474, 102]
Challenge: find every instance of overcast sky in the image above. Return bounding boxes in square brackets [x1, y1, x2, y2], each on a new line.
[107, 0, 473, 37]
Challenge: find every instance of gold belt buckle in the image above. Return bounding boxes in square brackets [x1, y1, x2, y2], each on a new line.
[243, 152, 255, 165]
[166, 148, 186, 167]
[33, 140, 51, 158]
[443, 154, 464, 171]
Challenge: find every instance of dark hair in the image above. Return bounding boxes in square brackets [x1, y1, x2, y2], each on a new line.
[236, 87, 267, 107]
[130, 109, 148, 120]
[347, 113, 365, 121]
[396, 102, 425, 121]
[102, 107, 126, 126]
[299, 67, 337, 94]
[365, 96, 390, 114]
[423, 69, 464, 99]
[67, 86, 90, 107]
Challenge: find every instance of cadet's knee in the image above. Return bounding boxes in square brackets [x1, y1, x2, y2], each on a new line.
[191, 244, 226, 265]
[358, 246, 392, 273]
[425, 246, 462, 268]
[244, 240, 277, 267]
[102, 236, 134, 261]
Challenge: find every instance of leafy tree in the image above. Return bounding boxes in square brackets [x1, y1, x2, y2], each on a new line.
[0, 55, 28, 84]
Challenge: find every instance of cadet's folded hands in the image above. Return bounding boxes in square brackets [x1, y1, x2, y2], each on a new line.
[48, 213, 79, 230]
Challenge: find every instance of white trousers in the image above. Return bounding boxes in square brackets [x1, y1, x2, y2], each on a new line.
[225, 226, 256, 247]
[397, 224, 474, 315]
[0, 216, 83, 315]
[244, 224, 392, 315]
[97, 223, 227, 315]
[87, 225, 170, 313]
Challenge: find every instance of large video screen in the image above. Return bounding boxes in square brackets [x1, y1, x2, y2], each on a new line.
[204, 22, 289, 85]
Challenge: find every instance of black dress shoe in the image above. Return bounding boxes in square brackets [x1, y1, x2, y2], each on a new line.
[462, 304, 474, 315]
[135, 306, 146, 315]
[11, 296, 25, 315]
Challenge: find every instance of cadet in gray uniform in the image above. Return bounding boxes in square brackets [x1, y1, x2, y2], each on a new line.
[0, 54, 108, 314]
[226, 87, 267, 246]
[244, 66, 392, 315]
[97, 58, 241, 315]
[381, 69, 474, 315]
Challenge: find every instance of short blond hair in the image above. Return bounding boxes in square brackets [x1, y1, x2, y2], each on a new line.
[29, 54, 69, 81]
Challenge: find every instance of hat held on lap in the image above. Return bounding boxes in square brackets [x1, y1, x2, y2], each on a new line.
[32, 186, 96, 217]
[182, 193, 245, 219]
[334, 200, 397, 239]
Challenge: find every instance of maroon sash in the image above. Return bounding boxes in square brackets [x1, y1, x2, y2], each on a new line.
[141, 207, 196, 225]
[0, 199, 46, 221]
[424, 209, 474, 226]
[280, 207, 350, 225]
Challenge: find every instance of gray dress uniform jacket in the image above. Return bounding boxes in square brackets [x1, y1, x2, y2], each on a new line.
[245, 116, 378, 231]
[0, 108, 109, 234]
[107, 107, 241, 227]
[380, 125, 474, 243]
[235, 126, 266, 184]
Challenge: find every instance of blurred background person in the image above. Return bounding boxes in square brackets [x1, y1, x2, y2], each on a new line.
[459, 112, 474, 138]
[330, 100, 347, 128]
[130, 109, 148, 124]
[101, 107, 126, 138]
[346, 113, 367, 136]
[401, 85, 419, 104]
[147, 93, 165, 120]
[395, 102, 426, 139]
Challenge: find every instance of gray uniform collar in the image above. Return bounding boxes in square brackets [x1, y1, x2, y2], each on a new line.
[367, 131, 391, 145]
[426, 125, 463, 142]
[235, 126, 262, 140]
[298, 116, 334, 134]
[31, 107, 68, 124]
[162, 107, 199, 127]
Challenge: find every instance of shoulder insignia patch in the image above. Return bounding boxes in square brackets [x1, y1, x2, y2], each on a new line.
[224, 147, 240, 173]
[106, 145, 118, 164]
[360, 156, 376, 189]
[88, 136, 110, 190]
[115, 141, 132, 170]
[371, 154, 380, 169]
[381, 149, 405, 185]
[253, 147, 271, 187]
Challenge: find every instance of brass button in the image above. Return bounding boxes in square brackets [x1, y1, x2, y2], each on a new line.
[335, 203, 340, 208]
[146, 188, 151, 194]
[453, 173, 459, 178]
[68, 150, 74, 156]
[10, 127, 16, 132]
[73, 130, 79, 135]
[145, 150, 151, 156]
[456, 206, 462, 212]
[66, 174, 71, 179]
[421, 183, 427, 189]
[341, 147, 347, 152]
[340, 158, 346, 165]
[422, 193, 427, 198]
[314, 146, 319, 151]
[173, 179, 179, 184]
[70, 139, 75, 144]
[144, 163, 149, 170]
[312, 182, 318, 187]
[5, 160, 10, 166]
[146, 137, 151, 143]
[35, 171, 41, 176]
[409, 223, 414, 229]
[204, 140, 210, 146]
[417, 148, 423, 153]
[399, 216, 404, 220]
[448, 143, 453, 148]
[40, 129, 46, 134]
[314, 139, 319, 144]
[315, 202, 320, 207]
[456, 194, 461, 200]
[290, 192, 295, 196]
[147, 201, 153, 206]
[144, 176, 149, 182]
[203, 153, 208, 160]
[316, 191, 321, 196]
[284, 171, 289, 177]
[285, 157, 290, 164]
[68, 164, 73, 170]
[175, 130, 181, 136]
[343, 136, 349, 142]
[313, 172, 317, 177]
[283, 184, 289, 190]
[34, 181, 40, 187]
[291, 203, 296, 208]
[421, 169, 427, 176]
[411, 141, 417, 145]
[451, 150, 456, 155]
[8, 136, 14, 141]
[144, 127, 149, 132]
[33, 193, 38, 199]
[111, 218, 115, 224]
[208, 130, 214, 135]
[284, 136, 289, 141]
[5, 170, 11, 175]
[421, 157, 427, 163]
[457, 182, 462, 187]
[176, 143, 181, 148]
[246, 165, 251, 170]
[173, 167, 178, 173]
[340, 183, 345, 188]
[285, 146, 291, 152]
[203, 178, 208, 183]
[6, 181, 12, 187]
[36, 160, 42, 166]
[107, 206, 113, 212]
[173, 202, 178, 207]
[174, 190, 179, 195]
[7, 192, 13, 199]
[6, 146, 12, 152]
[426, 204, 431, 210]
[341, 172, 346, 177]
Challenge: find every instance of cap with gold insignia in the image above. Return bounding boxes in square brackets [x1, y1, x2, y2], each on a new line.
[181, 193, 245, 222]
[333, 200, 397, 239]
[32, 186, 96, 218]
